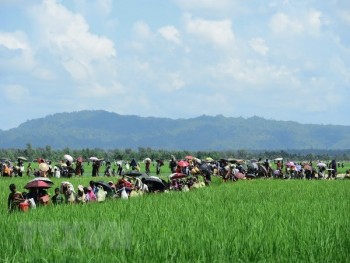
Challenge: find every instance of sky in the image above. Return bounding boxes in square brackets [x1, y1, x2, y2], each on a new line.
[0, 0, 349, 130]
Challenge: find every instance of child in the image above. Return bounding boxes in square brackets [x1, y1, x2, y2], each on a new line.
[52, 187, 64, 205]
[8, 184, 24, 212]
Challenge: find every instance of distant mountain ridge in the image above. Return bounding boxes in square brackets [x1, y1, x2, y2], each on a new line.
[0, 110, 350, 150]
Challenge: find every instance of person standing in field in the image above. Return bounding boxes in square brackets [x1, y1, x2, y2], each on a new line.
[75, 160, 83, 176]
[8, 183, 25, 212]
[92, 160, 98, 176]
[26, 163, 32, 176]
[145, 161, 150, 175]
[330, 160, 337, 179]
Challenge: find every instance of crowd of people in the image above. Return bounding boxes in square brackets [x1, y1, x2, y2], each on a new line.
[6, 155, 349, 213]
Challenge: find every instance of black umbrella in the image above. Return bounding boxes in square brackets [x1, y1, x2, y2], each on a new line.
[123, 170, 143, 177]
[95, 181, 114, 193]
[143, 177, 166, 191]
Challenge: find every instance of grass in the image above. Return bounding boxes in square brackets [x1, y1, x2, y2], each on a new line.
[0, 163, 349, 262]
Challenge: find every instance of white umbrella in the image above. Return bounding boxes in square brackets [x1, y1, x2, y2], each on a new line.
[317, 162, 327, 167]
[63, 154, 74, 163]
[194, 158, 202, 164]
[143, 158, 152, 163]
[39, 163, 49, 172]
[89, 157, 99, 161]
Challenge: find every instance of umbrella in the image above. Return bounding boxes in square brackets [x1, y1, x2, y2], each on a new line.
[317, 162, 327, 167]
[76, 157, 83, 163]
[169, 173, 188, 180]
[28, 177, 54, 185]
[286, 161, 295, 167]
[245, 173, 256, 179]
[39, 162, 49, 172]
[89, 157, 99, 161]
[178, 160, 189, 167]
[274, 157, 283, 161]
[17, 156, 28, 161]
[194, 158, 202, 164]
[185, 156, 193, 160]
[205, 157, 214, 162]
[143, 177, 166, 191]
[235, 172, 245, 179]
[25, 180, 52, 189]
[63, 154, 74, 163]
[227, 158, 237, 163]
[123, 170, 143, 177]
[95, 181, 114, 193]
[143, 158, 151, 163]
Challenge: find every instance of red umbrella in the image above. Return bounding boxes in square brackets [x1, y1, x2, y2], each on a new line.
[169, 173, 188, 180]
[178, 160, 189, 167]
[25, 180, 52, 189]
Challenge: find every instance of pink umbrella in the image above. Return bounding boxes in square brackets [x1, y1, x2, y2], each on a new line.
[25, 180, 52, 189]
[286, 161, 295, 167]
[185, 156, 193, 160]
[178, 160, 190, 167]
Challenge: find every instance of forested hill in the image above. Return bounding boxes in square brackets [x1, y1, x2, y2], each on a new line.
[0, 110, 350, 150]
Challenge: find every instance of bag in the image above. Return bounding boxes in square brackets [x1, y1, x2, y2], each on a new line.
[28, 198, 36, 209]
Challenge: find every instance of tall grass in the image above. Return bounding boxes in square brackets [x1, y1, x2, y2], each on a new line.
[0, 176, 349, 262]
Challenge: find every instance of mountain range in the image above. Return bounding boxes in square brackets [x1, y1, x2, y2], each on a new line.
[0, 110, 349, 150]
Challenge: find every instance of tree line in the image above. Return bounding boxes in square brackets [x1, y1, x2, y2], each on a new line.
[1, 144, 350, 163]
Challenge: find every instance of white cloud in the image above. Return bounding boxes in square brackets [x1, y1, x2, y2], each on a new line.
[0, 84, 30, 103]
[270, 10, 324, 37]
[211, 58, 299, 90]
[249, 38, 269, 55]
[132, 21, 152, 39]
[339, 11, 350, 26]
[158, 26, 182, 45]
[0, 30, 35, 70]
[31, 0, 117, 83]
[175, 0, 233, 11]
[0, 31, 28, 50]
[185, 14, 234, 47]
[166, 73, 186, 91]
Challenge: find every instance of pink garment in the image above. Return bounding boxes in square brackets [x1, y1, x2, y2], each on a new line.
[88, 191, 97, 201]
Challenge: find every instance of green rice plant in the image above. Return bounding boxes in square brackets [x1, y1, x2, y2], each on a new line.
[0, 176, 349, 262]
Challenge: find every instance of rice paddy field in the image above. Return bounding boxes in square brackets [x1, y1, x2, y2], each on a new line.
[0, 162, 349, 263]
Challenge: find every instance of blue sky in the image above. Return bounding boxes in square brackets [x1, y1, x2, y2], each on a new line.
[0, 0, 349, 130]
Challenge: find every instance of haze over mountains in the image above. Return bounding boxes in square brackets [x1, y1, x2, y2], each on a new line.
[0, 110, 349, 150]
